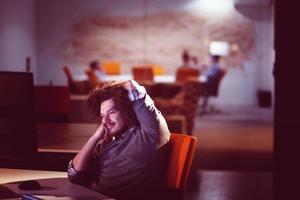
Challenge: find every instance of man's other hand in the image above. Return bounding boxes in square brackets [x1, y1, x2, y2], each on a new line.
[92, 123, 109, 143]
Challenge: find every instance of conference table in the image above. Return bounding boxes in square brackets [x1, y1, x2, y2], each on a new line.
[75, 74, 207, 83]
[75, 74, 176, 82]
[0, 168, 113, 200]
[104, 74, 176, 82]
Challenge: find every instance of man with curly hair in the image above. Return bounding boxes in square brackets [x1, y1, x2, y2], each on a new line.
[67, 80, 170, 199]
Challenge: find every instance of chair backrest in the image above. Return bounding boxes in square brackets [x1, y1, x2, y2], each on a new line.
[63, 65, 73, 82]
[132, 66, 154, 82]
[220, 67, 227, 80]
[152, 64, 165, 75]
[102, 61, 121, 75]
[176, 67, 200, 82]
[164, 133, 197, 190]
[207, 67, 227, 96]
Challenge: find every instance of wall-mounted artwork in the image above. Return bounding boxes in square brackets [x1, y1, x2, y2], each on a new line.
[55, 10, 254, 74]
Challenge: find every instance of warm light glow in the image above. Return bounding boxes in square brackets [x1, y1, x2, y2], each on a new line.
[185, 0, 234, 16]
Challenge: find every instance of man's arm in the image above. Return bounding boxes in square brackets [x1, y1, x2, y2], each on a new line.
[68, 123, 108, 185]
[122, 80, 170, 146]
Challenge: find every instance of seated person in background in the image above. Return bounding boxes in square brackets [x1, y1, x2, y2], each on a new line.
[85, 60, 106, 89]
[67, 80, 171, 200]
[200, 55, 225, 111]
[90, 60, 106, 80]
[202, 55, 224, 83]
[178, 49, 193, 68]
[176, 50, 200, 82]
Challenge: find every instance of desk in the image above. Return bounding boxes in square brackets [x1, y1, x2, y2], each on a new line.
[37, 123, 97, 153]
[74, 74, 206, 83]
[75, 74, 176, 82]
[103, 74, 175, 82]
[0, 168, 66, 184]
[0, 168, 113, 199]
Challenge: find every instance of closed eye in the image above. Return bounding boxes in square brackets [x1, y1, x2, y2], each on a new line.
[108, 110, 116, 114]
[100, 106, 118, 117]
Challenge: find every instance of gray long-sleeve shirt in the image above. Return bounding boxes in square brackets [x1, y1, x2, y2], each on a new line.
[67, 81, 170, 197]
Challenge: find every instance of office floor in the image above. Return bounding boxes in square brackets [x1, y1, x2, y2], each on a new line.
[183, 105, 273, 200]
[183, 170, 272, 200]
[193, 106, 273, 171]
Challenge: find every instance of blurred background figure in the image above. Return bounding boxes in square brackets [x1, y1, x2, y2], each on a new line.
[178, 49, 193, 68]
[204, 55, 222, 81]
[200, 54, 227, 113]
[89, 60, 105, 80]
[85, 60, 106, 90]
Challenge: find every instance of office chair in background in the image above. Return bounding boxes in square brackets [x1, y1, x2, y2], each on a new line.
[199, 67, 227, 114]
[132, 66, 154, 83]
[176, 67, 200, 83]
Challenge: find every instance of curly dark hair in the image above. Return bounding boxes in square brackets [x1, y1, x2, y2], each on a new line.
[86, 81, 138, 126]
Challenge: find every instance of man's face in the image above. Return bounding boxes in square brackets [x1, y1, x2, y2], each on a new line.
[100, 98, 126, 137]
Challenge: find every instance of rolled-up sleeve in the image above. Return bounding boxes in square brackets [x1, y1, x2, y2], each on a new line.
[67, 160, 95, 187]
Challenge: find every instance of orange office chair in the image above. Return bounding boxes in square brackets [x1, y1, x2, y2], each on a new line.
[152, 64, 165, 75]
[132, 66, 154, 82]
[163, 133, 198, 200]
[176, 67, 200, 82]
[102, 61, 121, 75]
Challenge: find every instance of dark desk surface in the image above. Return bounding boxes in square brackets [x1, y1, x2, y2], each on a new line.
[1, 168, 112, 200]
[37, 123, 98, 153]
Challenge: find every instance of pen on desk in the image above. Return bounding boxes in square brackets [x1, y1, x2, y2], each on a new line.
[20, 194, 42, 200]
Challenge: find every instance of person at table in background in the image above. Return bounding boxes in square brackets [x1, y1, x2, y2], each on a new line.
[67, 80, 171, 200]
[202, 55, 223, 82]
[176, 50, 201, 82]
[90, 60, 106, 79]
[178, 49, 193, 68]
[85, 60, 106, 89]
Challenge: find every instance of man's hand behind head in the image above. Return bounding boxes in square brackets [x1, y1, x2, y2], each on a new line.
[119, 80, 135, 91]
